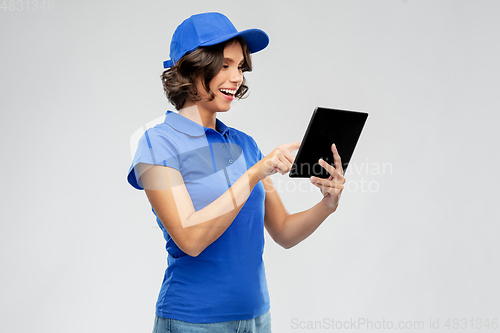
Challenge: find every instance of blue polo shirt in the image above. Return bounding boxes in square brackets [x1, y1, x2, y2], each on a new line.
[127, 110, 270, 323]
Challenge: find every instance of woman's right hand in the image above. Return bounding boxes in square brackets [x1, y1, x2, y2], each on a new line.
[252, 142, 301, 180]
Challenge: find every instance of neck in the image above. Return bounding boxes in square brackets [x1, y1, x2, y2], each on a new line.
[178, 104, 217, 131]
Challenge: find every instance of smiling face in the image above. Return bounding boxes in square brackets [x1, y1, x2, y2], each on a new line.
[193, 41, 245, 115]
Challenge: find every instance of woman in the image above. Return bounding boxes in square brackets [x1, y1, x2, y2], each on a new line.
[127, 12, 346, 333]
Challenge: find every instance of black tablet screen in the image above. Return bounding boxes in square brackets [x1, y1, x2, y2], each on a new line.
[289, 107, 368, 178]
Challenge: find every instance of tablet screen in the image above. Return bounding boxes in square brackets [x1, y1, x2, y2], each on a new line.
[289, 107, 368, 178]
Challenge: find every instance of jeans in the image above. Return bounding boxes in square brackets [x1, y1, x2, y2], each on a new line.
[152, 311, 271, 333]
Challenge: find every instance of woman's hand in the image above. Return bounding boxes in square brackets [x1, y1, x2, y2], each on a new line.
[310, 143, 346, 211]
[252, 142, 301, 180]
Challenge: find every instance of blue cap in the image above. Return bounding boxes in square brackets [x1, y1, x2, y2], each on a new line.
[163, 12, 269, 68]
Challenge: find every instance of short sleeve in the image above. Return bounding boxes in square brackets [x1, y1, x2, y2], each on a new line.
[248, 134, 265, 163]
[127, 128, 180, 190]
[258, 147, 265, 161]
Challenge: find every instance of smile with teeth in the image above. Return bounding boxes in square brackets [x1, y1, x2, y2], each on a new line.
[219, 88, 237, 96]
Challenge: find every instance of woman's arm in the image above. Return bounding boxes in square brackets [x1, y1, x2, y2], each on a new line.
[140, 142, 301, 257]
[263, 177, 335, 249]
[142, 164, 260, 257]
[263, 143, 346, 249]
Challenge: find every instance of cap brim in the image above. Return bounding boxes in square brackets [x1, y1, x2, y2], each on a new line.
[200, 28, 269, 54]
[163, 59, 174, 68]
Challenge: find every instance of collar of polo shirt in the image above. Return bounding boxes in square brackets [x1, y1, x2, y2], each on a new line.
[164, 110, 234, 137]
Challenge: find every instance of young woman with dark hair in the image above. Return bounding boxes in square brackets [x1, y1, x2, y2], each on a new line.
[161, 36, 252, 110]
[128, 12, 346, 333]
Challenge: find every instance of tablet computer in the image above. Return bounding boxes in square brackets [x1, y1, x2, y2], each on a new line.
[289, 107, 368, 178]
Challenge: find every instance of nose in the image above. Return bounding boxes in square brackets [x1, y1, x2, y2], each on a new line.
[229, 67, 243, 85]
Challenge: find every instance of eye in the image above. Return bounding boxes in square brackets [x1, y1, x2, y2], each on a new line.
[238, 63, 248, 72]
[222, 64, 229, 69]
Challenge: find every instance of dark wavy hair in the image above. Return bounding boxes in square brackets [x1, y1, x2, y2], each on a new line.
[161, 37, 252, 110]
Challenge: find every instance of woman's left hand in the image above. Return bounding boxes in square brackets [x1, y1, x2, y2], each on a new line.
[310, 143, 346, 212]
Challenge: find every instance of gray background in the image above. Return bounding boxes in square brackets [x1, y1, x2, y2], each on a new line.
[1, 0, 499, 332]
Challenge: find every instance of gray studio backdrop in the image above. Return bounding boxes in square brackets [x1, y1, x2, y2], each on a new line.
[1, 1, 499, 332]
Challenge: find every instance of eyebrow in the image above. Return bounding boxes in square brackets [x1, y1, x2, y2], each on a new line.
[224, 57, 245, 65]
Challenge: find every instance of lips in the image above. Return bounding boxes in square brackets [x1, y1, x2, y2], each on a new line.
[219, 88, 237, 101]
[219, 88, 237, 96]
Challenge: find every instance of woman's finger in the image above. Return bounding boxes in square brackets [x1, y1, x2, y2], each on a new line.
[331, 143, 344, 177]
[311, 181, 344, 198]
[276, 149, 296, 172]
[270, 156, 290, 175]
[259, 142, 302, 178]
[318, 158, 345, 183]
[283, 141, 301, 153]
[277, 160, 289, 174]
[310, 176, 345, 190]
[276, 142, 301, 174]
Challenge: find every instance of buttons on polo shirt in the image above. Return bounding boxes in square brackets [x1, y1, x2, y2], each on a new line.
[229, 159, 233, 163]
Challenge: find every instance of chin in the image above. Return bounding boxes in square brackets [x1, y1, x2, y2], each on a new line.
[217, 105, 232, 112]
